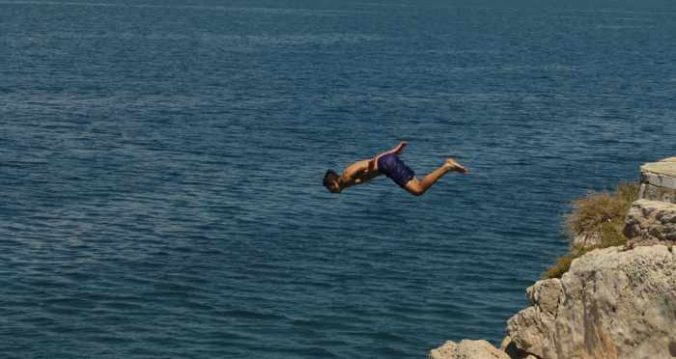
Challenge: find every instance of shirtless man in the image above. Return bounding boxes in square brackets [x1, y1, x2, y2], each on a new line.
[323, 142, 468, 196]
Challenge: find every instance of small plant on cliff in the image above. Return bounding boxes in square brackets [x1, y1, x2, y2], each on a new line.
[543, 182, 639, 279]
[565, 182, 639, 242]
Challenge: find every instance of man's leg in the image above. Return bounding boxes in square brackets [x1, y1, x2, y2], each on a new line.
[404, 158, 467, 196]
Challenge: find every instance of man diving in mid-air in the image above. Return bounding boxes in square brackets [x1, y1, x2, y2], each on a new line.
[323, 142, 468, 196]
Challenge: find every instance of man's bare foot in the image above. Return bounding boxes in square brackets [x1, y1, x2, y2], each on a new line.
[445, 158, 468, 174]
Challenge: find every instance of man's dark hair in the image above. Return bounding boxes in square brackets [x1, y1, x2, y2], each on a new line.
[323, 169, 338, 188]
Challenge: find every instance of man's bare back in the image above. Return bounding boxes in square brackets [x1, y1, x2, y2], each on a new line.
[323, 142, 467, 196]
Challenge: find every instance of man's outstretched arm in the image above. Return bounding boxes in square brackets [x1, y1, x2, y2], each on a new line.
[384, 141, 407, 156]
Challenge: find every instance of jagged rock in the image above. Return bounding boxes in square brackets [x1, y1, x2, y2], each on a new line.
[428, 339, 510, 359]
[500, 335, 538, 359]
[502, 279, 566, 357]
[507, 245, 676, 359]
[624, 199, 676, 246]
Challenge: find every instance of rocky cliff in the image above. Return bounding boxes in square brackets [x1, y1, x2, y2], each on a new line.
[505, 245, 674, 359]
[429, 158, 676, 359]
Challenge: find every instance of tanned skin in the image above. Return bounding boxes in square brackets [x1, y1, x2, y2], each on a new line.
[325, 142, 468, 196]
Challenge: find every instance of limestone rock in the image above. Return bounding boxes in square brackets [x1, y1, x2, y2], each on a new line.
[624, 199, 676, 246]
[639, 157, 676, 204]
[428, 339, 509, 359]
[500, 335, 537, 359]
[507, 245, 676, 359]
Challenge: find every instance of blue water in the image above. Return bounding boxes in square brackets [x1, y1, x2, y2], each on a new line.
[1, 0, 675, 357]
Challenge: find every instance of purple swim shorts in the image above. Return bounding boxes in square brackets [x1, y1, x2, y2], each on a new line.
[377, 154, 415, 188]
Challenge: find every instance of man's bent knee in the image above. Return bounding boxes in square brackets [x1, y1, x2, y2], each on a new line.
[409, 189, 424, 196]
[404, 180, 424, 196]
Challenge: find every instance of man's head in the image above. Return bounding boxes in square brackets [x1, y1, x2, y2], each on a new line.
[323, 169, 342, 193]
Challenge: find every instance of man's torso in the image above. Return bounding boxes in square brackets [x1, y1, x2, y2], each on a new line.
[340, 158, 381, 187]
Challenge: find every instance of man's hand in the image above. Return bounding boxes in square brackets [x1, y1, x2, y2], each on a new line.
[392, 141, 408, 155]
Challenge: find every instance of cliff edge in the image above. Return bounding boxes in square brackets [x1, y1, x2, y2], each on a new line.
[429, 158, 676, 359]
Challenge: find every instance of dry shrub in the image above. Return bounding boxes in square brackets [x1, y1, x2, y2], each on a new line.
[543, 253, 575, 280]
[566, 182, 639, 239]
[543, 183, 639, 279]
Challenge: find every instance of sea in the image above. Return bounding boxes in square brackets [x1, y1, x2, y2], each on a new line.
[1, 0, 675, 357]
